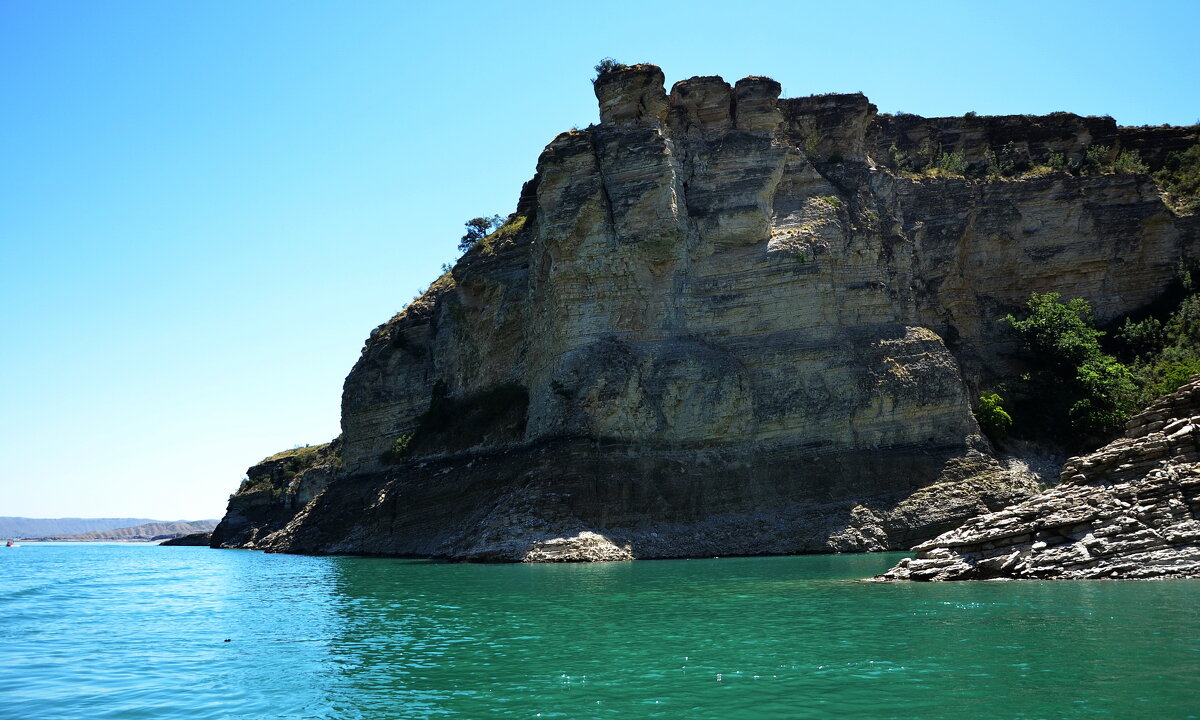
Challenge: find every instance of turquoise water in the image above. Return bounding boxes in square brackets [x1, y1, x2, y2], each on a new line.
[1, 545, 1197, 719]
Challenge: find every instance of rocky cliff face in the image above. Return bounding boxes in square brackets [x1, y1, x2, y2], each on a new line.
[211, 442, 339, 549]
[215, 64, 1197, 560]
[880, 375, 1200, 580]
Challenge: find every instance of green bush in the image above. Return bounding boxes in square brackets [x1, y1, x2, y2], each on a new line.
[983, 142, 1024, 177]
[1111, 150, 1148, 173]
[804, 132, 822, 154]
[1113, 316, 1164, 359]
[976, 393, 1013, 442]
[1070, 357, 1136, 435]
[933, 151, 968, 175]
[1004, 292, 1136, 442]
[1127, 294, 1200, 403]
[381, 434, 414, 465]
[1005, 293, 1103, 373]
[1084, 145, 1112, 173]
[1083, 146, 1149, 175]
[999, 277, 1200, 446]
[1154, 142, 1200, 213]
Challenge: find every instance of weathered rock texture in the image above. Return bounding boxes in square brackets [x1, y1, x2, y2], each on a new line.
[880, 376, 1200, 580]
[215, 64, 1198, 561]
[211, 442, 340, 549]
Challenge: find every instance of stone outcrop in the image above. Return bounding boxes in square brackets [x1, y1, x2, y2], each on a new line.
[211, 442, 339, 549]
[880, 376, 1200, 581]
[214, 64, 1197, 561]
[160, 532, 213, 546]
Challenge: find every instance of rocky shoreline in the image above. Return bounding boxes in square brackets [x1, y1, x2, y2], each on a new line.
[879, 376, 1200, 581]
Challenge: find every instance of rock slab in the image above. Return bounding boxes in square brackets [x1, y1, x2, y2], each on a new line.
[880, 376, 1200, 581]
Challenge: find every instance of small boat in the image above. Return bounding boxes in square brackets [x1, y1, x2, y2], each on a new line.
[5, 540, 16, 547]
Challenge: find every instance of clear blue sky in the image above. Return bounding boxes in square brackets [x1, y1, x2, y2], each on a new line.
[2, 0, 1197, 520]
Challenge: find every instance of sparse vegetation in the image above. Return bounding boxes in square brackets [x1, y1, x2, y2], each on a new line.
[235, 442, 341, 498]
[1110, 265, 1200, 405]
[885, 135, 1165, 184]
[804, 132, 822, 154]
[1083, 145, 1111, 172]
[459, 215, 504, 253]
[381, 434, 414, 465]
[1154, 142, 1200, 214]
[458, 214, 528, 258]
[593, 58, 627, 82]
[929, 151, 968, 177]
[1082, 146, 1148, 175]
[1112, 149, 1149, 173]
[983, 142, 1023, 177]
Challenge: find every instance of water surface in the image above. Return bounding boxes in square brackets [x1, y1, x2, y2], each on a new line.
[2, 544, 1197, 719]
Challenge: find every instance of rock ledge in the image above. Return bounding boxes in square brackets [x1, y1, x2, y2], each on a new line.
[879, 376, 1200, 581]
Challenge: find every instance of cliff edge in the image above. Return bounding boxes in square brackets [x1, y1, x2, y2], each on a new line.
[213, 64, 1198, 561]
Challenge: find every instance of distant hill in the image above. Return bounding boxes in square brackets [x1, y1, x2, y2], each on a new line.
[1, 517, 159, 538]
[42, 520, 219, 542]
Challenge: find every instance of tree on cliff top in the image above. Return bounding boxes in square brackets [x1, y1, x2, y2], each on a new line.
[459, 215, 503, 253]
[593, 58, 627, 83]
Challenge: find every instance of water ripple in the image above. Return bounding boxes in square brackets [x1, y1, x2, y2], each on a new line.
[2, 547, 1199, 718]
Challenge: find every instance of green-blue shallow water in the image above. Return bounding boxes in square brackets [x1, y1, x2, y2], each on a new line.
[2, 544, 1198, 719]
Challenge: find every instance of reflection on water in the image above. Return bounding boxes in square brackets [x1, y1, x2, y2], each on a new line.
[2, 546, 1197, 719]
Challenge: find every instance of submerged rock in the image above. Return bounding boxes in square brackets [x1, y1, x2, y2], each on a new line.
[879, 376, 1200, 581]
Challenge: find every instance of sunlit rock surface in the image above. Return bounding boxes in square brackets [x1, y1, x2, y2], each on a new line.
[880, 376, 1200, 580]
[216, 64, 1197, 561]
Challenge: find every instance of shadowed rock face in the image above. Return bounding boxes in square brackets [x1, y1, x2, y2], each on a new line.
[216, 64, 1198, 561]
[879, 376, 1200, 581]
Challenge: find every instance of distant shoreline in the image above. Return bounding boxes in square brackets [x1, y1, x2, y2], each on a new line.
[13, 539, 175, 544]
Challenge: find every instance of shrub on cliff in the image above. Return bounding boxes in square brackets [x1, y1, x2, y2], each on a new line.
[1111, 149, 1149, 174]
[1006, 293, 1103, 372]
[459, 215, 503, 253]
[381, 434, 413, 465]
[1004, 293, 1136, 443]
[593, 58, 627, 82]
[1154, 142, 1200, 214]
[1126, 293, 1200, 403]
[1083, 146, 1149, 175]
[975, 393, 1013, 443]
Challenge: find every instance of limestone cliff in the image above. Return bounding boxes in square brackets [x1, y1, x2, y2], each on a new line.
[211, 442, 340, 549]
[214, 64, 1198, 560]
[879, 375, 1200, 580]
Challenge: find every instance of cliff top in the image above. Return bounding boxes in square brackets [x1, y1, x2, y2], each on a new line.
[591, 62, 1199, 132]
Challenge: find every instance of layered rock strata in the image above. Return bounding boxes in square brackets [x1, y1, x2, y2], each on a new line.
[211, 442, 339, 549]
[215, 64, 1197, 561]
[880, 376, 1200, 580]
